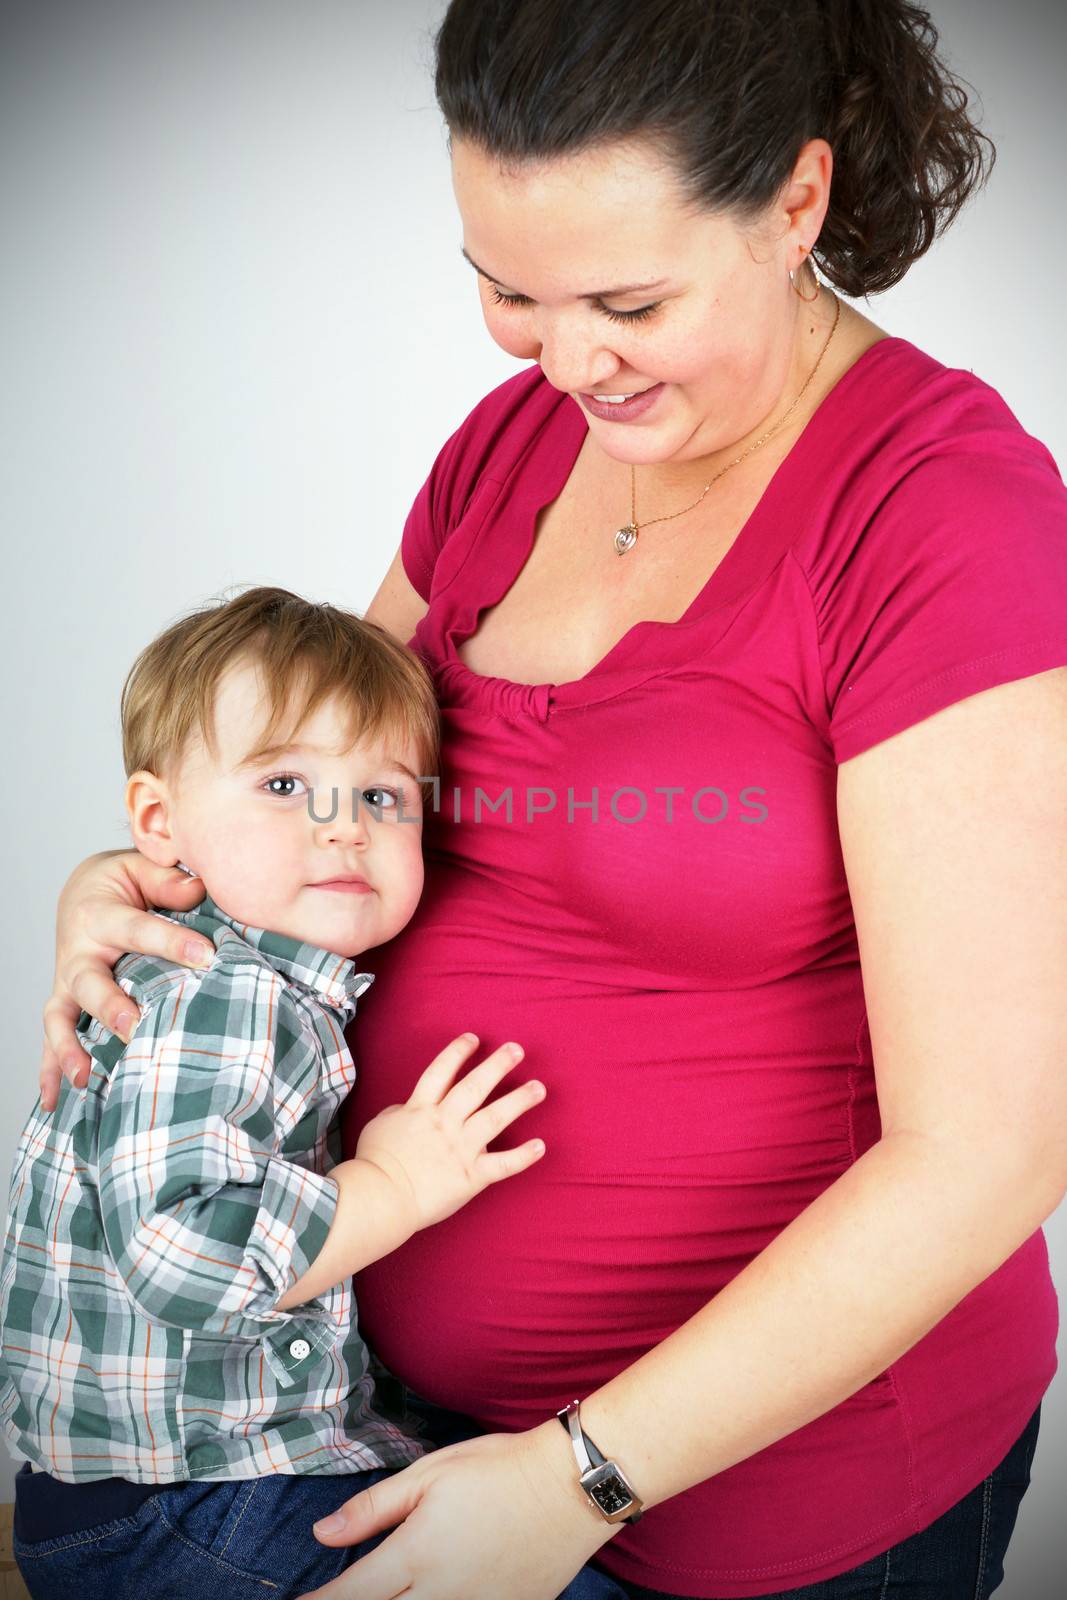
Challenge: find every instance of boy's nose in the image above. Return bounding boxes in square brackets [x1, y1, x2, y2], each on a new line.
[309, 786, 372, 846]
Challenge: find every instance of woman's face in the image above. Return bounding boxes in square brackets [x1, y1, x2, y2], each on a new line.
[450, 134, 832, 472]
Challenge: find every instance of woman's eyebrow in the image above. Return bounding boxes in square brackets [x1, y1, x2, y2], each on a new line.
[460, 246, 668, 299]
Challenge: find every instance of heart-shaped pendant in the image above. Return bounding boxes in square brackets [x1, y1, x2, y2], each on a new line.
[613, 522, 638, 556]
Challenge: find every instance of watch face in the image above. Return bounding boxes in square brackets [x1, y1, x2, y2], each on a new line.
[588, 1468, 634, 1518]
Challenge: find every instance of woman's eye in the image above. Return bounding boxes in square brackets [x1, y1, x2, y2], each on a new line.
[263, 773, 307, 798]
[486, 282, 661, 326]
[362, 787, 400, 811]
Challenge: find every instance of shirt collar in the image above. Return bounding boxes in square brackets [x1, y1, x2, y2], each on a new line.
[163, 890, 375, 1016]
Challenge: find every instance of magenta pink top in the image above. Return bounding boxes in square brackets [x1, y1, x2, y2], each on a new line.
[342, 338, 1066, 1597]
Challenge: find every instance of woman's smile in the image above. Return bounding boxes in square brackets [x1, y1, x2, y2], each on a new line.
[578, 382, 666, 423]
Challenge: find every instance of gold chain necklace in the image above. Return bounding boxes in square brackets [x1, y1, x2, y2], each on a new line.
[612, 289, 841, 555]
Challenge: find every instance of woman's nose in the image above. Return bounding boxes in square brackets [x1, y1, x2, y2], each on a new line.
[535, 321, 621, 397]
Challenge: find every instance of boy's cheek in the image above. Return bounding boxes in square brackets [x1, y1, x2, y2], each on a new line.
[182, 813, 296, 901]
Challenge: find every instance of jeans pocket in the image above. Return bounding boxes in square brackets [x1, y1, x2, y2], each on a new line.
[150, 1480, 281, 1588]
[13, 1509, 149, 1560]
[13, 1500, 161, 1600]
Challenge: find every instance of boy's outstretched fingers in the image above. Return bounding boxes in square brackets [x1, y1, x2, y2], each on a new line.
[406, 1032, 481, 1105]
[480, 1134, 547, 1185]
[443, 1039, 526, 1121]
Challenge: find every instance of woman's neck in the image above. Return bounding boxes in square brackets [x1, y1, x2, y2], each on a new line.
[586, 292, 886, 504]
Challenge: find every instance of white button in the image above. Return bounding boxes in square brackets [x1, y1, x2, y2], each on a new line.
[289, 1338, 311, 1360]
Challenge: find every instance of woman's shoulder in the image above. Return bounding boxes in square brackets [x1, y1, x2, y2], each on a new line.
[843, 333, 1059, 474]
[794, 333, 1063, 577]
[796, 335, 1067, 764]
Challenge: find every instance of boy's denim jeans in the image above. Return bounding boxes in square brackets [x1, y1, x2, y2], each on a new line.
[13, 1466, 627, 1599]
[12, 1393, 1041, 1600]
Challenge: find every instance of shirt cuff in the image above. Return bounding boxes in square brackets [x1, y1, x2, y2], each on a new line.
[244, 1158, 340, 1321]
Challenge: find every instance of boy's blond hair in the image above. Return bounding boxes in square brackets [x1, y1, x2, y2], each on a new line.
[120, 585, 439, 796]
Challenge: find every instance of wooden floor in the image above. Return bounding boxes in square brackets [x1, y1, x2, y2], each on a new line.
[0, 1506, 30, 1599]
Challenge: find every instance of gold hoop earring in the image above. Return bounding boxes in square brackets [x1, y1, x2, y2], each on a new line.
[789, 252, 821, 303]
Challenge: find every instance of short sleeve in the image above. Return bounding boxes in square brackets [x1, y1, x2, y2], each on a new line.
[814, 433, 1067, 764]
[400, 364, 549, 602]
[400, 415, 470, 603]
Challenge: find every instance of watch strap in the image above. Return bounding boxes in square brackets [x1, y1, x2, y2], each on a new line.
[558, 1408, 608, 1470]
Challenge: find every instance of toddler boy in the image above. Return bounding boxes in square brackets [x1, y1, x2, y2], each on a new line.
[0, 585, 615, 1599]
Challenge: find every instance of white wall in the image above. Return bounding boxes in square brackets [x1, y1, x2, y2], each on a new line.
[2, 2, 1063, 1591]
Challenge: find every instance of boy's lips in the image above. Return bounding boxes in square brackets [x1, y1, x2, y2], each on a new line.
[311, 876, 373, 894]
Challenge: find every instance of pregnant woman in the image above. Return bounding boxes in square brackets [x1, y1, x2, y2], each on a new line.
[35, 2, 1067, 1598]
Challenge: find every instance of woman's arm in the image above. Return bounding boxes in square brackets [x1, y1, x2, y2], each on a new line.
[364, 542, 429, 643]
[303, 667, 1067, 1600]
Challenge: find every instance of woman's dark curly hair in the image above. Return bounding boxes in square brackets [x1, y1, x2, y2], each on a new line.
[433, 0, 995, 299]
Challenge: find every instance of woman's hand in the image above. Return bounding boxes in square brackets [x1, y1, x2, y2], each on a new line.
[40, 850, 212, 1110]
[300, 1421, 616, 1600]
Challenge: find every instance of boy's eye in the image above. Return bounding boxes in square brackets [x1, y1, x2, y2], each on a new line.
[485, 281, 662, 326]
[361, 787, 399, 811]
[263, 774, 307, 798]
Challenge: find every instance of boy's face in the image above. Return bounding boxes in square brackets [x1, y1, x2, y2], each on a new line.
[127, 657, 428, 958]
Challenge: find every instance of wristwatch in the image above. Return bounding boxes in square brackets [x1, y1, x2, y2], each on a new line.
[556, 1400, 644, 1524]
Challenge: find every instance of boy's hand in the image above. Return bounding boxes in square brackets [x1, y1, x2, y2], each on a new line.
[278, 1035, 547, 1308]
[354, 1033, 546, 1232]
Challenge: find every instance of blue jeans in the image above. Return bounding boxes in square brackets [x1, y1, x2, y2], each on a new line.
[12, 1399, 1040, 1599]
[12, 1457, 622, 1600]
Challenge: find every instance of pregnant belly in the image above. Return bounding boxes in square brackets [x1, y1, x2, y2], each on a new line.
[343, 910, 866, 1429]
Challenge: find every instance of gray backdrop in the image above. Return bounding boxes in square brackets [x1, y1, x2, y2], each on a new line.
[1, 2, 1064, 1595]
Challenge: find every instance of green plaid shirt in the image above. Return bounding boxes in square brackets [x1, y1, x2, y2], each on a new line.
[0, 892, 425, 1482]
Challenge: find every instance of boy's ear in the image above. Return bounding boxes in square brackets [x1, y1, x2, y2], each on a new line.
[125, 770, 181, 868]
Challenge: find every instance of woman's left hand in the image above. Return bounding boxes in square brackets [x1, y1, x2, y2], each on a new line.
[299, 1420, 617, 1599]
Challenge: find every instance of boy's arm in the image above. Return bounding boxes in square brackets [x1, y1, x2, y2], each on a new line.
[94, 956, 390, 1346]
[275, 1157, 414, 1310]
